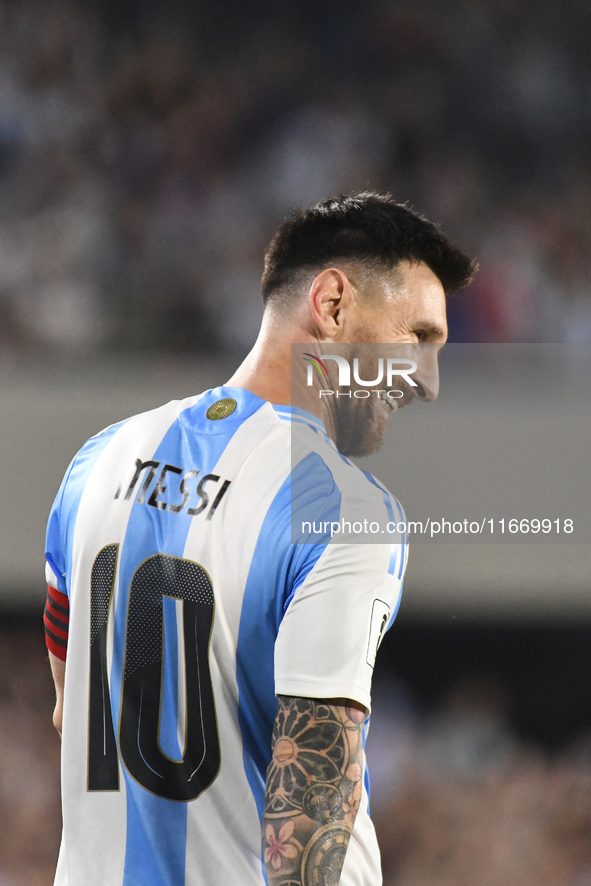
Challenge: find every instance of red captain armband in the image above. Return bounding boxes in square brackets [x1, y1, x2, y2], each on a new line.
[44, 585, 69, 661]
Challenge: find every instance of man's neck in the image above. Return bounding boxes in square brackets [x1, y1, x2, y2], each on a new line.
[226, 339, 292, 405]
[225, 323, 336, 437]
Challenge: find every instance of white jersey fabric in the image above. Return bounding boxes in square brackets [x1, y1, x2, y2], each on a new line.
[45, 386, 408, 886]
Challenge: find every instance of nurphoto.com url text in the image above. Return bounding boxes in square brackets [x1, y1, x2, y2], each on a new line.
[302, 518, 575, 538]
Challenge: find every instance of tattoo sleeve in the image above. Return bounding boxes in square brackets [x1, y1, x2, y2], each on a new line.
[262, 695, 365, 886]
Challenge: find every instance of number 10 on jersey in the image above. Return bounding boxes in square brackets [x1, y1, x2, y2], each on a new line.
[88, 545, 220, 802]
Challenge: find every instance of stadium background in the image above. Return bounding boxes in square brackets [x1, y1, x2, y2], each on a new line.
[1, 0, 591, 883]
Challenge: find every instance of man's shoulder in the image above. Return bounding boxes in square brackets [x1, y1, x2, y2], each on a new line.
[287, 422, 407, 550]
[73, 387, 279, 463]
[290, 420, 394, 503]
[69, 396, 197, 472]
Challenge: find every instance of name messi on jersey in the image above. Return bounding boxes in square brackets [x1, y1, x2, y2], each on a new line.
[114, 458, 231, 521]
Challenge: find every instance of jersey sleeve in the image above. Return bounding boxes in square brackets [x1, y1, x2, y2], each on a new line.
[45, 454, 77, 597]
[44, 419, 125, 598]
[274, 527, 406, 714]
[44, 464, 75, 659]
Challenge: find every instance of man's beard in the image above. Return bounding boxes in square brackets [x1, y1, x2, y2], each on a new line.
[332, 390, 390, 457]
[327, 343, 414, 457]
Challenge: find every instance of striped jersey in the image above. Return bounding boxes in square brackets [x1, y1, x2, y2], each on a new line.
[45, 386, 408, 886]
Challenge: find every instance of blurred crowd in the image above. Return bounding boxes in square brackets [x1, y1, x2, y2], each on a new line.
[368, 677, 591, 886]
[1, 0, 591, 357]
[0, 621, 61, 886]
[2, 621, 591, 885]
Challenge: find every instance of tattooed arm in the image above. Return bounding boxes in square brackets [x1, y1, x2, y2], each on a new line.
[262, 695, 366, 886]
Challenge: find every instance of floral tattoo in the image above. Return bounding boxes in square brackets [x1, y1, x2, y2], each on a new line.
[262, 696, 365, 885]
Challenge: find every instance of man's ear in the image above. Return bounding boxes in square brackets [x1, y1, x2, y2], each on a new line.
[307, 268, 355, 340]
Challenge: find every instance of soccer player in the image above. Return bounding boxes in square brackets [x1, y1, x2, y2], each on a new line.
[44, 193, 474, 886]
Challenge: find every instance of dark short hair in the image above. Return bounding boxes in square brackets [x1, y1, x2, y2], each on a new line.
[261, 192, 476, 304]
